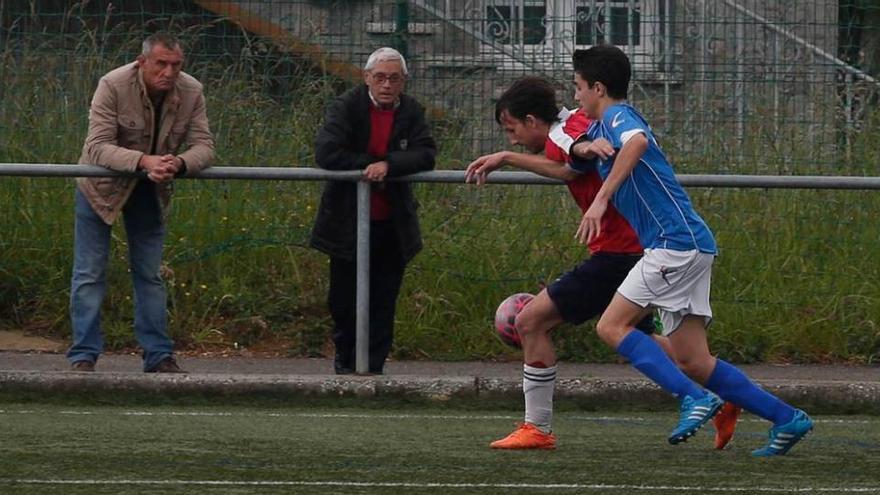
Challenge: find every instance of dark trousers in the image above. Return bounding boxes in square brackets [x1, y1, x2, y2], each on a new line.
[329, 221, 407, 373]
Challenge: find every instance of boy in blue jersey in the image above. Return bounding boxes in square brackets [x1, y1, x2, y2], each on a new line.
[569, 46, 813, 456]
[466, 77, 740, 450]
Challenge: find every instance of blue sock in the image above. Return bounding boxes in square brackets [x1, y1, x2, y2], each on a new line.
[705, 359, 796, 426]
[616, 331, 705, 400]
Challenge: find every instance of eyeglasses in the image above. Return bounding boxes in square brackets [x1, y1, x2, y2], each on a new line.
[371, 73, 404, 85]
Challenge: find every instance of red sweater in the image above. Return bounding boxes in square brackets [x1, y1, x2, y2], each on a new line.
[367, 105, 395, 220]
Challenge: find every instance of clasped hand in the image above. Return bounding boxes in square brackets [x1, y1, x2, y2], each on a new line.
[139, 154, 181, 183]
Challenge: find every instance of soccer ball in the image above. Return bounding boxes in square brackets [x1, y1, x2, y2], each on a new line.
[494, 293, 534, 348]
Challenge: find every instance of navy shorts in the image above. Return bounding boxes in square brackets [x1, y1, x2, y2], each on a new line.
[546, 252, 656, 334]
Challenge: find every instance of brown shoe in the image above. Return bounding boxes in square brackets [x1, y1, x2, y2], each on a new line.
[146, 357, 187, 374]
[70, 360, 95, 372]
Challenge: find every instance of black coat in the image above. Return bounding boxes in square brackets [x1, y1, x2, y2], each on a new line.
[310, 84, 437, 262]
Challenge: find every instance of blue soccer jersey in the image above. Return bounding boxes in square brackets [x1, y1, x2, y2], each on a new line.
[573, 103, 717, 254]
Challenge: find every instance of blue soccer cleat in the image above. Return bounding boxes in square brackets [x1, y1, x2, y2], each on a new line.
[668, 392, 723, 445]
[751, 409, 814, 457]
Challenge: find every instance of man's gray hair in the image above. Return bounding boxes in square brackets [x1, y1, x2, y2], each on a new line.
[142, 32, 181, 56]
[364, 47, 408, 75]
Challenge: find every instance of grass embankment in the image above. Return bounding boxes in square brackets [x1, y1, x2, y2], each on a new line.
[1, 32, 879, 364]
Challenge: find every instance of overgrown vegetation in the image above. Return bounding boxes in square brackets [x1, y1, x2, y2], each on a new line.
[1, 7, 879, 364]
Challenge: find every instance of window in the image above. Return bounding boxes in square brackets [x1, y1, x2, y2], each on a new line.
[481, 0, 661, 72]
[575, 1, 641, 47]
[485, 0, 547, 46]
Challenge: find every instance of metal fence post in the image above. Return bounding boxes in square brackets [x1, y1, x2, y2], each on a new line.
[355, 180, 371, 374]
[394, 0, 409, 59]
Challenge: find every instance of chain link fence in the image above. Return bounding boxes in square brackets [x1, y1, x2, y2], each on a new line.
[1, 1, 879, 362]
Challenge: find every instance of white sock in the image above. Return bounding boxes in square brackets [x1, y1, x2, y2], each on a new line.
[523, 363, 557, 433]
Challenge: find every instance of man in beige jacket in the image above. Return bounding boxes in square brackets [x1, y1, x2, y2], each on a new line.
[68, 33, 214, 373]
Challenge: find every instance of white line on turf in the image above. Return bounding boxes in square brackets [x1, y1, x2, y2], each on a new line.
[4, 480, 880, 492]
[0, 409, 871, 424]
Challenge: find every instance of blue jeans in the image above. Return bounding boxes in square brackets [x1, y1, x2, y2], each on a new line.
[67, 181, 173, 371]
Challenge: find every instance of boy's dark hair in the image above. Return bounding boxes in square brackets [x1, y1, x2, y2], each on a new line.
[572, 46, 631, 99]
[495, 76, 559, 125]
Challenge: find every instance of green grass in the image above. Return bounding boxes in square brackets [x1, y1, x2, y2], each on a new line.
[2, 27, 880, 364]
[7, 177, 879, 364]
[0, 402, 878, 494]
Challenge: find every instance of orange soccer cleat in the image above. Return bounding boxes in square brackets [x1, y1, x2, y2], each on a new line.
[490, 422, 556, 450]
[713, 402, 742, 450]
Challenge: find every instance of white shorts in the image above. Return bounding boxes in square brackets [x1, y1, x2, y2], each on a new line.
[617, 248, 714, 335]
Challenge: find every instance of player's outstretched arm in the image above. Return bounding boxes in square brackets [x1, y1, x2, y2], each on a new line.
[576, 134, 648, 244]
[464, 151, 505, 185]
[466, 151, 576, 185]
[510, 154, 579, 181]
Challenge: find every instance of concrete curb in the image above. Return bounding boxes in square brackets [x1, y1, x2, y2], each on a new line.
[2, 371, 879, 413]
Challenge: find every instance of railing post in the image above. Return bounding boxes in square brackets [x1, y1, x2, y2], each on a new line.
[394, 0, 409, 59]
[355, 180, 371, 374]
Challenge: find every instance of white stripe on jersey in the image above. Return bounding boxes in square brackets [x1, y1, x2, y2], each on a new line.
[638, 158, 701, 250]
[597, 120, 669, 245]
[548, 107, 576, 154]
[628, 173, 668, 247]
[597, 117, 700, 251]
[620, 128, 645, 145]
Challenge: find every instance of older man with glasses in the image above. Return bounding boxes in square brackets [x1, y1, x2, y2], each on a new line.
[311, 47, 437, 375]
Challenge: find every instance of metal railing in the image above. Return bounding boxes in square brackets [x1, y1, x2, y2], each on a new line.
[4, 163, 880, 372]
